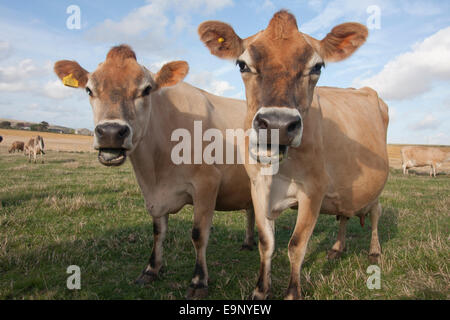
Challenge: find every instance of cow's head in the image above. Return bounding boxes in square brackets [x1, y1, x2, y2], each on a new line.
[199, 10, 367, 162]
[54, 45, 188, 166]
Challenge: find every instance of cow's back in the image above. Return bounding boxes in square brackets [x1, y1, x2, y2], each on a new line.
[315, 86, 389, 215]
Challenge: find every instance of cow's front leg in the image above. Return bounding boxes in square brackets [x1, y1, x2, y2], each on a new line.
[186, 180, 219, 299]
[285, 192, 322, 300]
[185, 210, 214, 299]
[135, 214, 168, 285]
[250, 185, 275, 300]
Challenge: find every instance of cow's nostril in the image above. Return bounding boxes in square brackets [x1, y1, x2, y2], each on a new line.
[287, 118, 302, 133]
[254, 114, 269, 130]
[95, 126, 104, 137]
[118, 126, 130, 139]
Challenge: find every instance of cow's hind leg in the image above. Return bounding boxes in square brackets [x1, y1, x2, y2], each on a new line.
[241, 208, 256, 251]
[368, 202, 382, 264]
[136, 214, 168, 285]
[327, 216, 349, 260]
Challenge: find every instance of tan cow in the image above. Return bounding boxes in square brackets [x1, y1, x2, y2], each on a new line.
[25, 136, 45, 163]
[401, 146, 450, 177]
[199, 10, 389, 299]
[54, 45, 256, 299]
[8, 141, 25, 153]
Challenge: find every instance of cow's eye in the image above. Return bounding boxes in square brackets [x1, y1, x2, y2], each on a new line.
[236, 60, 251, 73]
[142, 85, 152, 97]
[310, 63, 324, 75]
[86, 87, 93, 97]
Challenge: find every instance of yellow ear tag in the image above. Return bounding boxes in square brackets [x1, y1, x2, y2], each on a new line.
[62, 74, 79, 88]
[218, 37, 225, 43]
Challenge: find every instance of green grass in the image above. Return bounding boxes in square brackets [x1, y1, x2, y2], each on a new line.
[0, 147, 449, 300]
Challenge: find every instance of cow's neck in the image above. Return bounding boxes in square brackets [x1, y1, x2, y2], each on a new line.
[129, 96, 169, 201]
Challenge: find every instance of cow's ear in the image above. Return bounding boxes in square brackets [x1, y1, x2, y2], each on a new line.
[54, 60, 89, 88]
[154, 61, 189, 89]
[320, 23, 368, 63]
[198, 21, 246, 59]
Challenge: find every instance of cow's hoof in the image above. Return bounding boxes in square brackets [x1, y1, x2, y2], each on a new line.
[327, 249, 343, 260]
[248, 290, 269, 300]
[369, 253, 381, 264]
[135, 271, 158, 285]
[284, 293, 302, 300]
[185, 285, 208, 299]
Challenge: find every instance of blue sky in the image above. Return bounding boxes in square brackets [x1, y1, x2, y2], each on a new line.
[0, 0, 449, 145]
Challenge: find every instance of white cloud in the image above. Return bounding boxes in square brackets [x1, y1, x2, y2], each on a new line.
[0, 82, 28, 92]
[0, 59, 37, 83]
[86, 1, 169, 54]
[0, 59, 42, 92]
[43, 79, 75, 100]
[189, 71, 235, 96]
[86, 0, 233, 55]
[355, 27, 450, 100]
[300, 0, 376, 34]
[409, 115, 441, 131]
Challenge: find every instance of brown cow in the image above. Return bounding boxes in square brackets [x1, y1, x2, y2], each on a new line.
[9, 141, 25, 153]
[199, 10, 389, 299]
[401, 146, 450, 177]
[25, 136, 45, 163]
[54, 45, 255, 299]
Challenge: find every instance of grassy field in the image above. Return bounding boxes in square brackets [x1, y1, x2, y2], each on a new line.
[0, 145, 449, 300]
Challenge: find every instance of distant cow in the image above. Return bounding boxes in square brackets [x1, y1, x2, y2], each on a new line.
[401, 146, 450, 177]
[25, 136, 45, 163]
[9, 141, 25, 153]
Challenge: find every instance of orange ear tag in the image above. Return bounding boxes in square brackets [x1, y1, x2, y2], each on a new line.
[62, 74, 79, 88]
[218, 37, 225, 43]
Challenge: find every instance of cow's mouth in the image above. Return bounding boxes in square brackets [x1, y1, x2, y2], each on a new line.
[98, 148, 127, 166]
[249, 144, 288, 164]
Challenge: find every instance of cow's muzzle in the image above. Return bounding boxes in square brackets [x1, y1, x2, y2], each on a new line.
[250, 107, 303, 164]
[95, 122, 131, 166]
